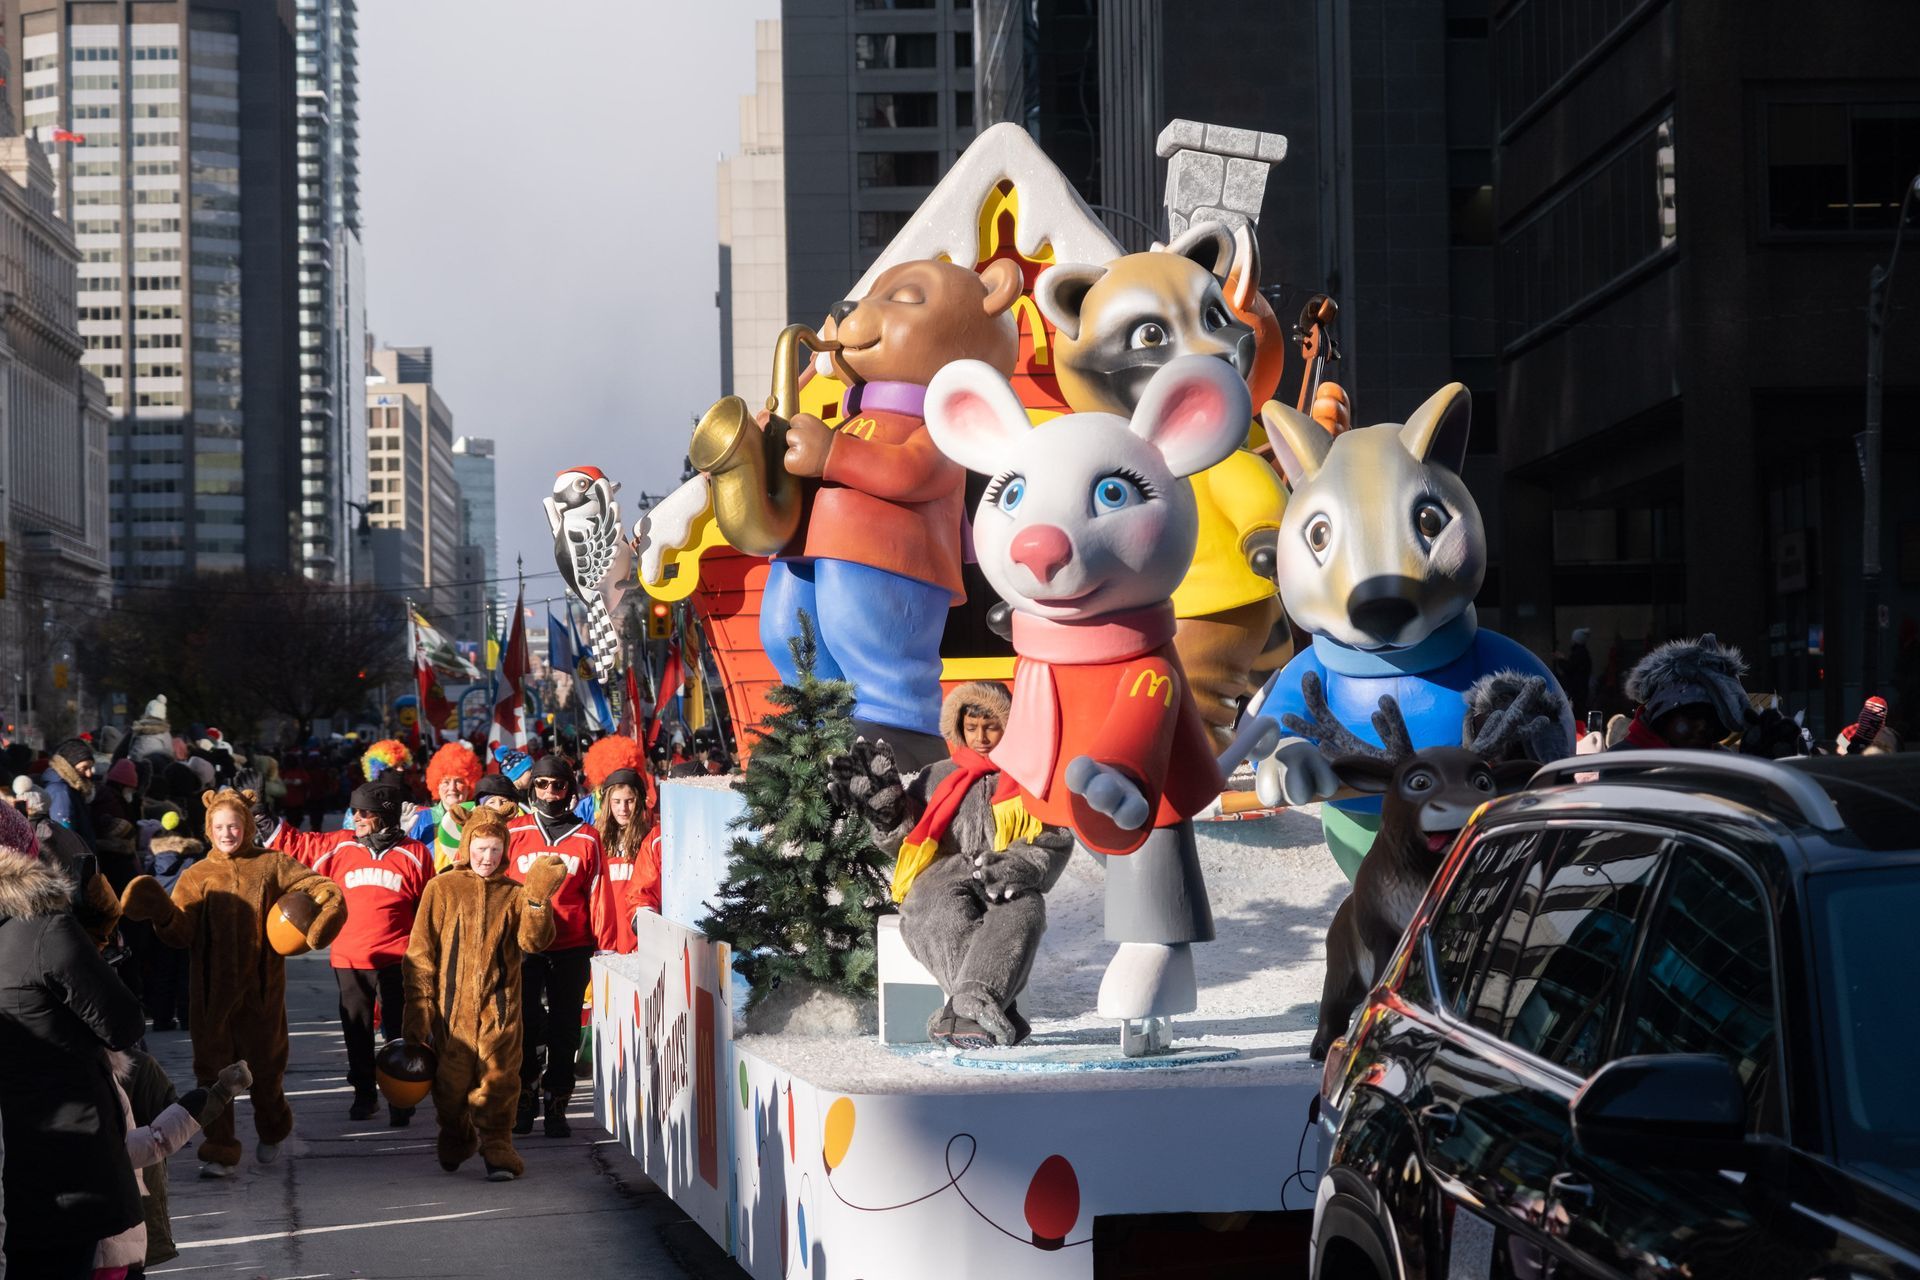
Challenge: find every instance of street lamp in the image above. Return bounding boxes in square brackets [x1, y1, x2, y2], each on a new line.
[1860, 172, 1920, 699]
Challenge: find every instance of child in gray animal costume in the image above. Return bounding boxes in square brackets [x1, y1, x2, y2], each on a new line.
[835, 682, 1072, 1049]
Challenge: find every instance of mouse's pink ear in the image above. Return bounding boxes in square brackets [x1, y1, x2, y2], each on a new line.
[924, 360, 1033, 474]
[1128, 355, 1251, 478]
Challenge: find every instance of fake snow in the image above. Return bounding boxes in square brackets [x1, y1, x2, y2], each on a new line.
[737, 806, 1347, 1095]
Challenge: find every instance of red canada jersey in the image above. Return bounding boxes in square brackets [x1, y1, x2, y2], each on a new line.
[505, 813, 614, 951]
[281, 830, 433, 968]
[599, 826, 663, 953]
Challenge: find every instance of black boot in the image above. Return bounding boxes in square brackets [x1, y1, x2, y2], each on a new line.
[388, 1105, 414, 1128]
[543, 1093, 571, 1138]
[349, 1090, 378, 1121]
[513, 1089, 537, 1136]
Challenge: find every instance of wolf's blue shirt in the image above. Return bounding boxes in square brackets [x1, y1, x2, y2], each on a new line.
[1250, 612, 1571, 816]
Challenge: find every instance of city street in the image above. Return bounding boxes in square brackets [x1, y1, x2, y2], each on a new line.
[144, 951, 745, 1280]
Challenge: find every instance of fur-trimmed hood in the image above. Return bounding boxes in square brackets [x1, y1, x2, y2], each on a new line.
[0, 846, 75, 919]
[1626, 633, 1750, 733]
[149, 832, 206, 860]
[939, 681, 1012, 747]
[130, 715, 171, 740]
[47, 752, 94, 802]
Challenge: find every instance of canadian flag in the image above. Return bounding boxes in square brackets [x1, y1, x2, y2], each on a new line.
[488, 590, 530, 751]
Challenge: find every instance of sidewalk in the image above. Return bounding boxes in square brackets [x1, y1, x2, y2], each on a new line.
[144, 950, 746, 1279]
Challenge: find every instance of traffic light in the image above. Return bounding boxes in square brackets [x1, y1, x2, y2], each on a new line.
[646, 600, 673, 641]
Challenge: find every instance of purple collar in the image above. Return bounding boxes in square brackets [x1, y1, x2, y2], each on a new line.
[846, 380, 926, 418]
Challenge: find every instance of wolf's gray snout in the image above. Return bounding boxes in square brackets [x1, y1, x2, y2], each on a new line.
[1347, 575, 1424, 643]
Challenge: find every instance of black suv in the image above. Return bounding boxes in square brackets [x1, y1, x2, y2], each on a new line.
[1312, 750, 1920, 1279]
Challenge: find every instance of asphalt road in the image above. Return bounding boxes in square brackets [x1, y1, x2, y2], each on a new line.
[145, 950, 746, 1280]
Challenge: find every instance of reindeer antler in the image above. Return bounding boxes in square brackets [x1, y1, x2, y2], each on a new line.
[1282, 671, 1414, 766]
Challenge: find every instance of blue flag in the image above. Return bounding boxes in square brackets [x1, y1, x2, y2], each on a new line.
[547, 611, 576, 678]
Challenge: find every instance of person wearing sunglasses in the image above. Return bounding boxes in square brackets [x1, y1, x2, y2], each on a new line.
[503, 754, 615, 1139]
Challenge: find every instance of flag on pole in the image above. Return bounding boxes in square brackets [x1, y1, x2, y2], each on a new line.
[412, 610, 482, 680]
[51, 128, 86, 144]
[547, 609, 577, 678]
[566, 608, 616, 734]
[489, 592, 530, 751]
[649, 642, 684, 748]
[623, 663, 644, 741]
[485, 605, 503, 674]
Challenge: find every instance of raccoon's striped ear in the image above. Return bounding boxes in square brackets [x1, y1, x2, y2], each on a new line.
[1032, 263, 1107, 341]
[1401, 383, 1472, 473]
[1261, 400, 1331, 488]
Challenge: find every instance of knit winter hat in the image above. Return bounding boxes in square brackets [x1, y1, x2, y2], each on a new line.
[11, 776, 48, 817]
[184, 756, 217, 790]
[162, 761, 202, 801]
[52, 738, 92, 768]
[1626, 633, 1750, 735]
[106, 759, 138, 788]
[348, 781, 402, 826]
[143, 695, 168, 721]
[473, 773, 521, 805]
[938, 681, 1013, 747]
[0, 800, 39, 860]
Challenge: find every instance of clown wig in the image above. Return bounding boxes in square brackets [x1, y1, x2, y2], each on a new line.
[360, 738, 412, 782]
[583, 735, 646, 793]
[425, 741, 483, 795]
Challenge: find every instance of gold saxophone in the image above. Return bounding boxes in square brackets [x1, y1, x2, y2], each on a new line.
[689, 324, 843, 557]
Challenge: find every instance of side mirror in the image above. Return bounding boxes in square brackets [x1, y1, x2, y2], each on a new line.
[1571, 1054, 1751, 1170]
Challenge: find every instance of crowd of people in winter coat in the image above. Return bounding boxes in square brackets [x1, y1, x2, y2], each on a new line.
[0, 700, 666, 1278]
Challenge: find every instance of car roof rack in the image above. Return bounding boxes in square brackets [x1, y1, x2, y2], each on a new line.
[1527, 750, 1848, 834]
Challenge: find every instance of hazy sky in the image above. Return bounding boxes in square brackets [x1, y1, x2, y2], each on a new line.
[359, 0, 778, 604]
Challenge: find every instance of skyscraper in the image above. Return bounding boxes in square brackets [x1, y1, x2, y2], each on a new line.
[292, 0, 362, 581]
[5, 0, 300, 582]
[716, 18, 787, 405]
[449, 435, 495, 629]
[781, 0, 978, 323]
[366, 344, 460, 619]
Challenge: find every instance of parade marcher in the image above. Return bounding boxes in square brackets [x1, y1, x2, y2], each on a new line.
[403, 813, 567, 1181]
[0, 802, 147, 1280]
[410, 743, 483, 871]
[94, 1054, 251, 1279]
[267, 781, 434, 1124]
[586, 732, 660, 954]
[839, 682, 1073, 1048]
[505, 754, 614, 1138]
[473, 772, 523, 820]
[117, 788, 346, 1177]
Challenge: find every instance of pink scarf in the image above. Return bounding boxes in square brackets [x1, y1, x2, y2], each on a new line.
[992, 604, 1178, 798]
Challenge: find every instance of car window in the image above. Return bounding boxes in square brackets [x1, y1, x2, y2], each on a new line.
[1468, 828, 1670, 1077]
[1624, 845, 1779, 1134]
[1426, 828, 1556, 1016]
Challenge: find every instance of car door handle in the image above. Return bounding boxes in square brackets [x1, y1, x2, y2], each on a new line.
[1418, 1103, 1458, 1136]
[1548, 1171, 1593, 1209]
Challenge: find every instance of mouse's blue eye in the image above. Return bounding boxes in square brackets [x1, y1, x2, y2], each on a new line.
[996, 477, 1026, 513]
[1092, 475, 1141, 513]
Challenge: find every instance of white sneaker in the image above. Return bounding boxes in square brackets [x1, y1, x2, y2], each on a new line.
[198, 1161, 237, 1179]
[256, 1141, 280, 1165]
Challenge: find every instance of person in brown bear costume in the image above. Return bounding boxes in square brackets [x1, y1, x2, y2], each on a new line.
[118, 787, 347, 1177]
[403, 811, 568, 1181]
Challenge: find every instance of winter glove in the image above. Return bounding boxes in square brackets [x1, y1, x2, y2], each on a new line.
[828, 738, 906, 831]
[399, 801, 422, 834]
[181, 1061, 251, 1126]
[523, 854, 568, 907]
[118, 874, 176, 924]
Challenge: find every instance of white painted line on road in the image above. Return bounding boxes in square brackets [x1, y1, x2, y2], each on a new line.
[177, 1207, 506, 1249]
[268, 1273, 331, 1278]
[234, 1085, 354, 1099]
[379, 1201, 447, 1210]
[374, 1143, 433, 1151]
[286, 1030, 337, 1037]
[171, 1211, 229, 1220]
[149, 1264, 241, 1274]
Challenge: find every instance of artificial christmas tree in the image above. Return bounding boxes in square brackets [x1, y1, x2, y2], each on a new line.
[700, 612, 893, 1015]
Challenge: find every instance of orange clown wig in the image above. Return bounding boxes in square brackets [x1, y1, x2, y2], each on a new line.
[425, 742, 483, 795]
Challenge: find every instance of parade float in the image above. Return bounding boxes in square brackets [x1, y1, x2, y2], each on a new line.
[581, 119, 1520, 1277]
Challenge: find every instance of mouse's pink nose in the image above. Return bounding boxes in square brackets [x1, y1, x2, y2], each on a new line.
[1010, 524, 1073, 583]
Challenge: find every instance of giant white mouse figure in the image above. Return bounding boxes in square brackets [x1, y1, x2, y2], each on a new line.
[923, 354, 1250, 1054]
